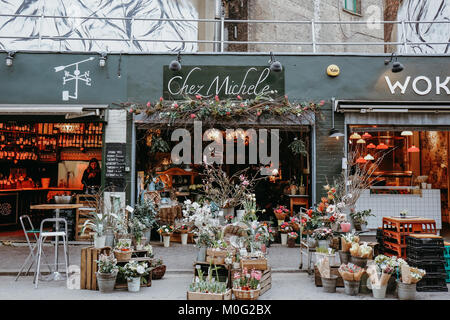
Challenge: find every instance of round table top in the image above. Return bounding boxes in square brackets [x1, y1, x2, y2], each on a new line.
[30, 204, 84, 210]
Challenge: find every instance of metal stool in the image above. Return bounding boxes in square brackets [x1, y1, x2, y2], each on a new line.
[34, 218, 69, 288]
[15, 215, 52, 280]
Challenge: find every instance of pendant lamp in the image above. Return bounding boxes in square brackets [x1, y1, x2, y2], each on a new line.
[401, 131, 413, 136]
[362, 132, 372, 139]
[407, 145, 420, 153]
[356, 156, 367, 164]
[376, 143, 389, 150]
[364, 154, 374, 161]
[350, 132, 362, 140]
[367, 143, 376, 149]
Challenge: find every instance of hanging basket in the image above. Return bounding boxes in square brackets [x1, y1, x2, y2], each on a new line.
[274, 212, 287, 221]
[233, 288, 260, 300]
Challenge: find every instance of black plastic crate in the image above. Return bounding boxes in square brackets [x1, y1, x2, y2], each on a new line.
[407, 236, 444, 248]
[407, 246, 445, 261]
[407, 258, 446, 274]
[416, 275, 448, 291]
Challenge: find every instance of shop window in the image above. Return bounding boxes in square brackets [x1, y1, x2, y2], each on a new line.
[343, 0, 362, 16]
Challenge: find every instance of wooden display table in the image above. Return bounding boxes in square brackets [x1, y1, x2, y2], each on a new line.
[288, 195, 309, 216]
[157, 204, 182, 225]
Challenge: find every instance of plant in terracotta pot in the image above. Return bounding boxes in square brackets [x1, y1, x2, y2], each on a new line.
[151, 258, 167, 280]
[96, 253, 118, 293]
[287, 231, 298, 248]
[119, 260, 151, 292]
[157, 224, 174, 247]
[232, 268, 262, 300]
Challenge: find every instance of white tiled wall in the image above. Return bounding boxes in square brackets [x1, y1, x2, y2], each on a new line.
[355, 190, 442, 230]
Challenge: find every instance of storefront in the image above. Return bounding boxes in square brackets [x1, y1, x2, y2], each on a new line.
[1, 52, 449, 240]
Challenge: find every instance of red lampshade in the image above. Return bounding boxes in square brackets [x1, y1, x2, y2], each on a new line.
[407, 145, 420, 153]
[376, 143, 389, 150]
[356, 156, 367, 164]
[367, 143, 376, 149]
[362, 132, 372, 139]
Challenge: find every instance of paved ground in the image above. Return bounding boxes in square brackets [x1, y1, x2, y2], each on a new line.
[1, 241, 449, 300]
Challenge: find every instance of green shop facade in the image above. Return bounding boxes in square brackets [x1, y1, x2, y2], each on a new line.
[0, 52, 449, 232]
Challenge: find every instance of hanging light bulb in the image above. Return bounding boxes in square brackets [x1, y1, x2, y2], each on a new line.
[364, 154, 375, 161]
[362, 132, 372, 139]
[401, 131, 413, 136]
[350, 132, 362, 139]
[367, 143, 376, 149]
[356, 156, 367, 164]
[376, 143, 389, 150]
[407, 145, 420, 153]
[356, 139, 366, 144]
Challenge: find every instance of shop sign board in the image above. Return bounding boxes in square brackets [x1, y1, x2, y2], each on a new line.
[163, 66, 284, 99]
[105, 143, 126, 192]
[0, 193, 18, 226]
[385, 75, 450, 96]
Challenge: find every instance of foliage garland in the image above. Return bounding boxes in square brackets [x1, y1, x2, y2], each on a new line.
[121, 92, 325, 127]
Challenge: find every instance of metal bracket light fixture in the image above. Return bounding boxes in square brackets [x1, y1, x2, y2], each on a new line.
[169, 51, 182, 71]
[99, 52, 107, 67]
[384, 53, 404, 73]
[268, 52, 282, 72]
[5, 51, 15, 67]
[329, 97, 344, 140]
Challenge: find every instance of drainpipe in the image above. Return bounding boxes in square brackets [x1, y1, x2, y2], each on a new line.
[214, 0, 223, 52]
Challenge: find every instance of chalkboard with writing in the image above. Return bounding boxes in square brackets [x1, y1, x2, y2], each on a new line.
[105, 143, 126, 192]
[0, 193, 18, 226]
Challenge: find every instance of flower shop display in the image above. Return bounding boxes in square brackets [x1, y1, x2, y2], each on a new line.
[397, 262, 426, 300]
[132, 198, 157, 244]
[188, 267, 232, 300]
[349, 242, 373, 268]
[158, 224, 174, 247]
[95, 253, 118, 293]
[274, 205, 289, 225]
[338, 263, 364, 296]
[350, 209, 375, 231]
[175, 222, 191, 245]
[232, 268, 262, 300]
[206, 240, 232, 265]
[240, 251, 268, 271]
[81, 211, 108, 248]
[316, 254, 338, 293]
[339, 232, 360, 264]
[312, 227, 333, 248]
[287, 232, 298, 248]
[114, 238, 133, 261]
[279, 222, 291, 246]
[120, 260, 151, 292]
[151, 258, 167, 280]
[365, 255, 397, 299]
[129, 216, 147, 249]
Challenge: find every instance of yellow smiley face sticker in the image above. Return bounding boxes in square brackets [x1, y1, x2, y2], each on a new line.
[327, 64, 340, 77]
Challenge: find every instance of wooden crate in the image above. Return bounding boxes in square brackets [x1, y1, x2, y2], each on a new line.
[187, 289, 232, 300]
[241, 258, 268, 271]
[314, 266, 344, 287]
[194, 261, 231, 288]
[260, 268, 272, 296]
[75, 194, 97, 241]
[80, 246, 111, 290]
[170, 232, 195, 244]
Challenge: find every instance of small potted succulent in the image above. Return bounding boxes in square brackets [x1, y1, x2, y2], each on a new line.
[120, 260, 151, 292]
[96, 253, 118, 293]
[157, 224, 174, 247]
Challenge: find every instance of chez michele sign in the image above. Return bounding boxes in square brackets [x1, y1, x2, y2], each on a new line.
[163, 66, 285, 99]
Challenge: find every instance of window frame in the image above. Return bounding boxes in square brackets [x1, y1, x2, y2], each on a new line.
[343, 0, 362, 16]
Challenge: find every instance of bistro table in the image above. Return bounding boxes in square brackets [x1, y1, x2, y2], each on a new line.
[30, 203, 83, 280]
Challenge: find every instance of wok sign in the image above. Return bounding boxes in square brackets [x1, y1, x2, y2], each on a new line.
[163, 66, 285, 99]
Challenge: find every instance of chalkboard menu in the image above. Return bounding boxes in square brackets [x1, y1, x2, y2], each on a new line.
[0, 193, 18, 226]
[105, 143, 126, 192]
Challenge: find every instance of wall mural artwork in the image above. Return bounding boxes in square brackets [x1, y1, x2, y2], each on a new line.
[397, 0, 450, 54]
[420, 131, 448, 189]
[0, 0, 199, 52]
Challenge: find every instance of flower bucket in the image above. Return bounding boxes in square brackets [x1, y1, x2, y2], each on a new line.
[94, 235, 106, 249]
[318, 239, 329, 249]
[96, 271, 117, 293]
[163, 235, 171, 247]
[104, 230, 115, 248]
[281, 233, 288, 246]
[350, 256, 368, 268]
[181, 233, 188, 245]
[306, 235, 317, 248]
[340, 222, 351, 233]
[127, 277, 141, 292]
[397, 281, 416, 300]
[315, 253, 336, 266]
[344, 280, 360, 296]
[321, 275, 338, 293]
[197, 247, 207, 262]
[236, 209, 245, 221]
[372, 284, 388, 299]
[143, 228, 152, 244]
[338, 250, 350, 264]
[114, 250, 132, 261]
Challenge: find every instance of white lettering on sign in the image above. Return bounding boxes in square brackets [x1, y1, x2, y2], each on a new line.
[385, 76, 450, 96]
[167, 67, 272, 98]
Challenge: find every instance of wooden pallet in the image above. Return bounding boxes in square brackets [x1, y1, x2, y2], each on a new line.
[80, 246, 111, 290]
[187, 289, 232, 300]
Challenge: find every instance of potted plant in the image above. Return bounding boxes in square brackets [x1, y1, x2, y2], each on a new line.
[350, 209, 374, 231]
[396, 260, 426, 300]
[133, 198, 157, 244]
[151, 258, 166, 280]
[349, 242, 373, 268]
[400, 209, 408, 218]
[339, 232, 359, 264]
[120, 260, 151, 292]
[114, 238, 133, 261]
[312, 227, 333, 249]
[279, 222, 291, 245]
[95, 253, 118, 293]
[274, 205, 289, 226]
[188, 267, 231, 300]
[177, 223, 190, 245]
[287, 232, 298, 248]
[367, 255, 397, 299]
[157, 225, 174, 247]
[81, 211, 108, 248]
[232, 268, 262, 300]
[298, 175, 306, 195]
[338, 263, 364, 296]
[129, 216, 147, 250]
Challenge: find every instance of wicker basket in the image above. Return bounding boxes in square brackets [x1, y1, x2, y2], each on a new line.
[233, 288, 260, 300]
[290, 222, 300, 232]
[113, 249, 132, 261]
[152, 264, 166, 280]
[274, 212, 287, 221]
